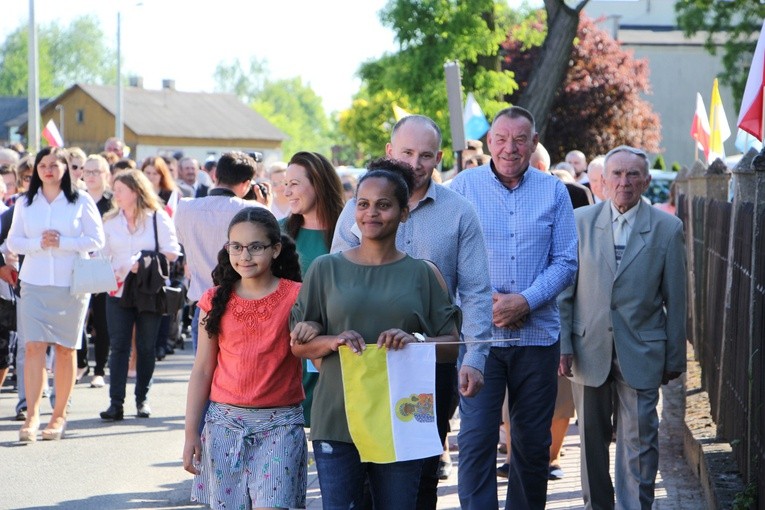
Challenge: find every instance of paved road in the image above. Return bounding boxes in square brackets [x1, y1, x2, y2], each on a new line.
[1, 343, 706, 509]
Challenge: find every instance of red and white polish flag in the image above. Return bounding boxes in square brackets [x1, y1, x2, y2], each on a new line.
[691, 92, 711, 160]
[42, 119, 63, 147]
[737, 20, 765, 141]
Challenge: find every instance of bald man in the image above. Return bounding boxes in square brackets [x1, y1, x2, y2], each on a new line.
[588, 156, 606, 203]
[535, 144, 593, 208]
[566, 149, 590, 188]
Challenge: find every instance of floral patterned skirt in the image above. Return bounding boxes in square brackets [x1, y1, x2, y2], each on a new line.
[191, 402, 307, 509]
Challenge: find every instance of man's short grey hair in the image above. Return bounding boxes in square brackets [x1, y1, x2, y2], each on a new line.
[604, 145, 649, 175]
[491, 106, 536, 133]
[391, 115, 443, 148]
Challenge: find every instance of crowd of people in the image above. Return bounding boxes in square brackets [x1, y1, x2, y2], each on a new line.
[0, 104, 687, 510]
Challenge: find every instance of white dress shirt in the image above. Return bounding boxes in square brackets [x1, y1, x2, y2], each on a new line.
[8, 190, 105, 287]
[174, 192, 265, 301]
[103, 209, 182, 298]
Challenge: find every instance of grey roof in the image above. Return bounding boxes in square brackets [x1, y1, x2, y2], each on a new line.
[1, 96, 51, 135]
[77, 84, 286, 142]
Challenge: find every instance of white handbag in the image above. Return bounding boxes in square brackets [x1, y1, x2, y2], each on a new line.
[70, 252, 118, 295]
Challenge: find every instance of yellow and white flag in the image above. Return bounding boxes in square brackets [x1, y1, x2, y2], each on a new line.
[339, 344, 442, 463]
[392, 103, 413, 122]
[708, 78, 731, 163]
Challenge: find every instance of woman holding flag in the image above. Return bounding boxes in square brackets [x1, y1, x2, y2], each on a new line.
[290, 158, 460, 510]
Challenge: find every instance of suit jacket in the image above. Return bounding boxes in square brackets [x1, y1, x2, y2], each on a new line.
[194, 184, 209, 198]
[558, 201, 687, 390]
[564, 182, 594, 209]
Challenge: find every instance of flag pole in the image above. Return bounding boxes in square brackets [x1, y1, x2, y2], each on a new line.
[761, 85, 765, 144]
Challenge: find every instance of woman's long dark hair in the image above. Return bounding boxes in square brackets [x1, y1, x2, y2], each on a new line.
[203, 207, 301, 337]
[25, 147, 79, 205]
[283, 151, 344, 249]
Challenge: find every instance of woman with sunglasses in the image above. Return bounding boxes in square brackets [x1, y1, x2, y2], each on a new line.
[78, 155, 116, 388]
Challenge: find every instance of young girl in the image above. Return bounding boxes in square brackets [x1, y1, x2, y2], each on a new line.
[183, 207, 307, 510]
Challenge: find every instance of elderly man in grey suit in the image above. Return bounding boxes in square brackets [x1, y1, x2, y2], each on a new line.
[559, 145, 687, 510]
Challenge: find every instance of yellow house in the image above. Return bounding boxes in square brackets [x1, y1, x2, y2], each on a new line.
[35, 82, 286, 162]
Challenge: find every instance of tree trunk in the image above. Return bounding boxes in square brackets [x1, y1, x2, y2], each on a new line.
[516, 0, 588, 138]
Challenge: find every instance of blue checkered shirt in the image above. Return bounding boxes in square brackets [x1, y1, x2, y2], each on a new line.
[450, 165, 578, 347]
[331, 180, 494, 373]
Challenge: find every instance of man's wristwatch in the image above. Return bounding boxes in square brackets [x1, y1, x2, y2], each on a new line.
[413, 332, 427, 343]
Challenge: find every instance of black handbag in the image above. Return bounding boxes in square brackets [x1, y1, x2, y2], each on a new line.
[162, 280, 186, 317]
[119, 213, 184, 316]
[0, 285, 16, 331]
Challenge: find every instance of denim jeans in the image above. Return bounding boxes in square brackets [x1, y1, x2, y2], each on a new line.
[191, 305, 200, 355]
[105, 297, 162, 407]
[313, 440, 424, 510]
[416, 362, 457, 510]
[458, 344, 559, 510]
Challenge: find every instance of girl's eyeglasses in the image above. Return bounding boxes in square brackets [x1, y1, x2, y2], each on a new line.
[224, 242, 272, 256]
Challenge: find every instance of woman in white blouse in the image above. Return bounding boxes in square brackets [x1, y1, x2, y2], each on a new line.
[8, 147, 105, 442]
[99, 169, 181, 422]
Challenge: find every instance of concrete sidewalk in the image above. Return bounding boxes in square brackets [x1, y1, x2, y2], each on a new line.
[1, 342, 706, 509]
[306, 376, 707, 509]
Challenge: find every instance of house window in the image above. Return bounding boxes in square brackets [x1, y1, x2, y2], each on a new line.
[76, 109, 84, 124]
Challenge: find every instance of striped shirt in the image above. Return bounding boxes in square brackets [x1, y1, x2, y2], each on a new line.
[611, 200, 639, 266]
[331, 180, 493, 373]
[450, 164, 578, 347]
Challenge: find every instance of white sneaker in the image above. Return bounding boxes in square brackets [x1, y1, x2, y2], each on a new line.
[90, 375, 105, 388]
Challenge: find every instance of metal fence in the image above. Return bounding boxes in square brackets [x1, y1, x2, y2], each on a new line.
[678, 192, 764, 508]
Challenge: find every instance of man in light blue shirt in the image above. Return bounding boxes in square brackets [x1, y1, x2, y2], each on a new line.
[175, 152, 265, 353]
[450, 106, 578, 510]
[331, 114, 493, 509]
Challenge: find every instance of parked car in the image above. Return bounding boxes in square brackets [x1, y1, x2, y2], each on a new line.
[644, 170, 677, 204]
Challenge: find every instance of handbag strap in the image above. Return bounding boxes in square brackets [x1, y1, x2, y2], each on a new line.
[152, 212, 159, 252]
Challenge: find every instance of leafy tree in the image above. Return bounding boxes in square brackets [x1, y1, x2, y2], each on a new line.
[653, 154, 667, 170]
[502, 12, 661, 162]
[675, 0, 765, 106]
[0, 26, 55, 96]
[0, 16, 115, 97]
[338, 88, 405, 162]
[213, 58, 333, 157]
[213, 57, 267, 104]
[48, 16, 115, 90]
[328, 113, 365, 167]
[341, 0, 522, 163]
[252, 77, 333, 158]
[516, 0, 589, 137]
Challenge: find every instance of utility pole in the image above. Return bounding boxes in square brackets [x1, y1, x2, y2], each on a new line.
[115, 10, 124, 141]
[27, 0, 40, 153]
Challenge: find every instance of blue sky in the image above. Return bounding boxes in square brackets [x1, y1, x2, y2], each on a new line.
[1, 0, 542, 112]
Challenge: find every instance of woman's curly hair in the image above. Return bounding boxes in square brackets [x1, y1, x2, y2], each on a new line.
[202, 207, 301, 337]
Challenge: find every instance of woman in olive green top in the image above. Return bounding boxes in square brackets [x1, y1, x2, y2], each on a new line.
[290, 159, 459, 510]
[280, 151, 345, 427]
